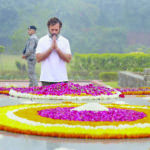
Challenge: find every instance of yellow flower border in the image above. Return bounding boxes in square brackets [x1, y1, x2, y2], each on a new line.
[0, 103, 150, 139]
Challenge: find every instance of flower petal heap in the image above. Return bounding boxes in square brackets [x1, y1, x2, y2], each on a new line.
[2, 84, 150, 98]
[38, 107, 146, 122]
[9, 82, 121, 100]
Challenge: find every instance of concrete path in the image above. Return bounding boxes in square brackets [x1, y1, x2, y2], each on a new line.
[0, 80, 92, 87]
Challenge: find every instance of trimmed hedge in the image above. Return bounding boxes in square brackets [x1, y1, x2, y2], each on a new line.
[99, 72, 118, 81]
[68, 53, 150, 80]
[1, 53, 149, 80]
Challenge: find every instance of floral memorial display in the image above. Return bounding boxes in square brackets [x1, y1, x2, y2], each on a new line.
[1, 83, 150, 98]
[0, 103, 150, 139]
[1, 82, 150, 139]
[8, 83, 121, 100]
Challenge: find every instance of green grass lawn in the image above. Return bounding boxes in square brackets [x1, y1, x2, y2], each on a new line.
[0, 55, 21, 71]
[0, 54, 72, 80]
[0, 54, 41, 72]
[104, 81, 119, 88]
[0, 54, 41, 79]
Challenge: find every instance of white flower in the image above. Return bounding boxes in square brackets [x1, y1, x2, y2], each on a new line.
[72, 103, 109, 111]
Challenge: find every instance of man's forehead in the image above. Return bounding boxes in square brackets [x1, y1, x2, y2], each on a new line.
[50, 23, 60, 28]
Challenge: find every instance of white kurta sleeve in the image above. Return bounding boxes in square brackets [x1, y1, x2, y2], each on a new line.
[36, 39, 43, 53]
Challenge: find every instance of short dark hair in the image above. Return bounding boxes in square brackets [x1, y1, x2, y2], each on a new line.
[28, 25, 37, 31]
[47, 17, 62, 28]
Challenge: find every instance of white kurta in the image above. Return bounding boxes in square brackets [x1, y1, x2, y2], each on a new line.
[36, 34, 71, 82]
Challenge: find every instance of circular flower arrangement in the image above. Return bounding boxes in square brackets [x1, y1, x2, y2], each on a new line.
[0, 103, 150, 139]
[9, 83, 121, 100]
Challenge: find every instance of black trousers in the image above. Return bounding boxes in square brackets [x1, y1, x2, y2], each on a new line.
[41, 81, 68, 86]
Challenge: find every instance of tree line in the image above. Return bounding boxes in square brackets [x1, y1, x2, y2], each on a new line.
[0, 0, 150, 54]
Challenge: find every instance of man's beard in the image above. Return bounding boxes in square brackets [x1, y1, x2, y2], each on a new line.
[51, 33, 57, 37]
[49, 32, 59, 39]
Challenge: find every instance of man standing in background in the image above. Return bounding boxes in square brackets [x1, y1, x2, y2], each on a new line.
[22, 25, 38, 87]
[36, 17, 72, 86]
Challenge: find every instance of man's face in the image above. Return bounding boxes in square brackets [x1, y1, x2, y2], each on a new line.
[49, 23, 60, 37]
[28, 29, 35, 36]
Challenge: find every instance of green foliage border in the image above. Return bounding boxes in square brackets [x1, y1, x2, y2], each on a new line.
[68, 53, 150, 80]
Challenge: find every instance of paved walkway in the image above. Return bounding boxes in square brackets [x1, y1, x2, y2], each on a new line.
[0, 80, 108, 88]
[0, 80, 93, 87]
[0, 80, 41, 87]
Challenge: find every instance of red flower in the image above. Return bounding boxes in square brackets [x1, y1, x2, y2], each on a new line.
[119, 94, 125, 98]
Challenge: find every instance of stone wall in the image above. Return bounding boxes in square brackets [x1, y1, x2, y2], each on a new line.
[144, 69, 150, 87]
[118, 68, 150, 88]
